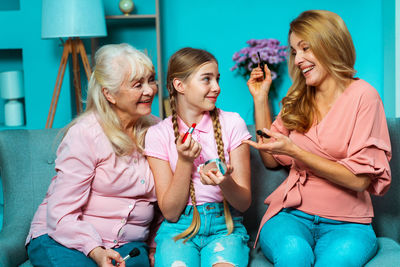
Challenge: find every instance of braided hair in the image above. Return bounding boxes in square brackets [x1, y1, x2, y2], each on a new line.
[166, 48, 234, 242]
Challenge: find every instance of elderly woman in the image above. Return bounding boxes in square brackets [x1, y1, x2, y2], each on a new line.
[26, 44, 159, 267]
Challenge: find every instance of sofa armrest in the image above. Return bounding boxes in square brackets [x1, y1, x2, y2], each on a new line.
[0, 227, 29, 267]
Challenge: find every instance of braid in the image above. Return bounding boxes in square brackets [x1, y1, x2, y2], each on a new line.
[169, 93, 180, 144]
[210, 108, 234, 235]
[170, 93, 201, 243]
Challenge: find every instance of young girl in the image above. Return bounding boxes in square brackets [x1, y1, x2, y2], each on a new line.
[145, 48, 251, 267]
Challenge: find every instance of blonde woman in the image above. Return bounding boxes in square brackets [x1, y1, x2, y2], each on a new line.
[26, 44, 159, 267]
[145, 47, 251, 267]
[244, 10, 391, 266]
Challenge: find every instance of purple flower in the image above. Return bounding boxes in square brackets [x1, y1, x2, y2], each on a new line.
[231, 38, 287, 83]
[230, 64, 238, 71]
[236, 55, 247, 64]
[232, 52, 241, 61]
[246, 39, 258, 46]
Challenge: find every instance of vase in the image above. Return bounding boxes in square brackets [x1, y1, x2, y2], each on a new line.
[119, 0, 134, 16]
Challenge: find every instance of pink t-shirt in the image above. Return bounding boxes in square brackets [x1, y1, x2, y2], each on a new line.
[256, 79, 392, 243]
[144, 109, 251, 205]
[26, 113, 158, 255]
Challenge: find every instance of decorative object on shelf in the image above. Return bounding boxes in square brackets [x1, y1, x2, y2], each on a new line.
[42, 0, 107, 128]
[0, 70, 25, 126]
[119, 0, 135, 15]
[231, 39, 287, 90]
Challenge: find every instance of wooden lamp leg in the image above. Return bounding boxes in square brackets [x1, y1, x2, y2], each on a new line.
[45, 38, 93, 128]
[46, 39, 72, 128]
[71, 39, 82, 114]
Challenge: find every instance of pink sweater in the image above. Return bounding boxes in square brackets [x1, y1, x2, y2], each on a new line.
[26, 113, 158, 255]
[256, 79, 391, 243]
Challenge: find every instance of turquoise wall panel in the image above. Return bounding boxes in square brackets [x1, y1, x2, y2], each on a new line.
[160, 0, 385, 124]
[0, 0, 393, 127]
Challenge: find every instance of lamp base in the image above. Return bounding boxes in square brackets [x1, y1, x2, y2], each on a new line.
[4, 99, 24, 126]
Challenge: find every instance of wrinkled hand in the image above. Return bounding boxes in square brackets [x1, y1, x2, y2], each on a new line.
[242, 128, 299, 157]
[176, 133, 202, 162]
[247, 64, 272, 99]
[148, 248, 156, 267]
[198, 164, 234, 185]
[88, 247, 124, 267]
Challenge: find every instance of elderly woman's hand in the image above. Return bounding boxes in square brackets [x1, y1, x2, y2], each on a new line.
[88, 247, 125, 267]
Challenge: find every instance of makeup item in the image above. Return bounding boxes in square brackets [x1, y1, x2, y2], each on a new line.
[257, 52, 266, 78]
[256, 129, 269, 139]
[117, 248, 140, 266]
[200, 158, 227, 175]
[182, 123, 197, 143]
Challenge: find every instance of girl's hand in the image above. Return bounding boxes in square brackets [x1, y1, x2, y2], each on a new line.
[247, 64, 272, 99]
[88, 247, 124, 267]
[199, 164, 234, 185]
[176, 133, 202, 162]
[148, 248, 156, 267]
[243, 128, 300, 157]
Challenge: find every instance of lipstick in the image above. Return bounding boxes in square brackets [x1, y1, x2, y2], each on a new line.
[182, 123, 197, 143]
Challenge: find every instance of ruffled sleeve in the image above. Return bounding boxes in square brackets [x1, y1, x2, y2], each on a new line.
[337, 91, 391, 196]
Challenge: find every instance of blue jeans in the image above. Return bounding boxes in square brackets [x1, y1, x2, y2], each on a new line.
[155, 203, 250, 267]
[27, 234, 150, 267]
[259, 208, 378, 267]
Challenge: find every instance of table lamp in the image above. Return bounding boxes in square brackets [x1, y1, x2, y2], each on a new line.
[0, 70, 25, 127]
[42, 0, 107, 128]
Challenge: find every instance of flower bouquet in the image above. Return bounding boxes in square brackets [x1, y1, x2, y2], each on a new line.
[231, 39, 287, 82]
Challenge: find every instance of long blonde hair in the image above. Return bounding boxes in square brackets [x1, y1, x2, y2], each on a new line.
[65, 43, 156, 155]
[281, 10, 356, 132]
[167, 47, 234, 242]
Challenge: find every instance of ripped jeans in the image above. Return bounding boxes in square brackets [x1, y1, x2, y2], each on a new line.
[154, 203, 249, 267]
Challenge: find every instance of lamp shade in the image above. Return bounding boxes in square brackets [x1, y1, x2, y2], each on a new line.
[42, 0, 107, 39]
[0, 70, 24, 99]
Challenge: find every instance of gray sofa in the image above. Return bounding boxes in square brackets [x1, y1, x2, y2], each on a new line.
[1, 119, 400, 266]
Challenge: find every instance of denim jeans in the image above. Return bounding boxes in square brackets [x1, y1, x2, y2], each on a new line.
[155, 203, 250, 267]
[259, 208, 378, 267]
[27, 234, 150, 267]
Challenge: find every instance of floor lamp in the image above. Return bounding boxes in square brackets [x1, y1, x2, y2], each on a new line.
[42, 0, 107, 128]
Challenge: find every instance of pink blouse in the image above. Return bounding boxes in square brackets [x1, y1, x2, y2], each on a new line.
[256, 79, 391, 243]
[26, 113, 158, 255]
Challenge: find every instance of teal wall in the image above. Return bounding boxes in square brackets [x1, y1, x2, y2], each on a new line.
[0, 0, 393, 129]
[160, 0, 386, 123]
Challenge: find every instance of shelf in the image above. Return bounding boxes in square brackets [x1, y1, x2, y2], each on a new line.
[0, 124, 26, 130]
[106, 14, 156, 20]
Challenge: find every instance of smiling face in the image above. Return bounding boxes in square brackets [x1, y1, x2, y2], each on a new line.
[178, 61, 220, 113]
[106, 68, 158, 123]
[290, 32, 331, 89]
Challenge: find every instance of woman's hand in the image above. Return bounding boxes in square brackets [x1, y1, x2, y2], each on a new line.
[243, 128, 300, 157]
[88, 247, 124, 267]
[176, 133, 202, 162]
[148, 248, 156, 267]
[198, 164, 234, 186]
[247, 64, 272, 100]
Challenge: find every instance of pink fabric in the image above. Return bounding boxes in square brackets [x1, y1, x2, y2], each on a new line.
[255, 79, 392, 244]
[144, 109, 251, 205]
[26, 113, 158, 255]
